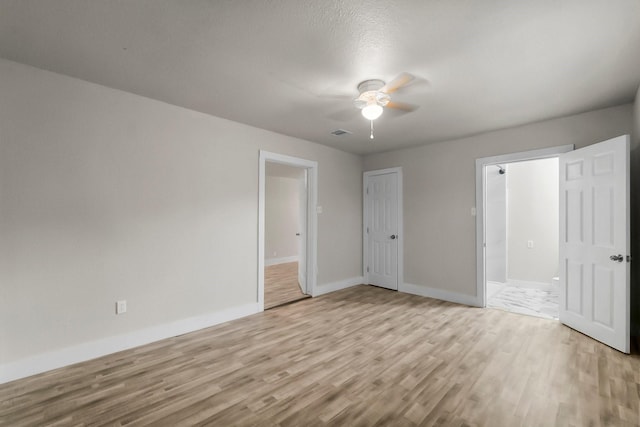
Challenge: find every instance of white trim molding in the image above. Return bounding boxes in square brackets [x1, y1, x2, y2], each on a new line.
[264, 255, 299, 266]
[259, 151, 318, 311]
[0, 302, 259, 384]
[400, 283, 480, 307]
[313, 277, 364, 296]
[475, 144, 573, 308]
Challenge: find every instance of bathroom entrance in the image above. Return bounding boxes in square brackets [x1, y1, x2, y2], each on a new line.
[484, 157, 560, 320]
[476, 137, 630, 352]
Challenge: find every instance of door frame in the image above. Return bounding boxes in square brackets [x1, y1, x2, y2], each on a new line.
[363, 167, 404, 289]
[259, 151, 318, 311]
[475, 145, 573, 307]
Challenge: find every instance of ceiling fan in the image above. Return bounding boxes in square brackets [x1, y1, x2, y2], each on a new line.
[353, 73, 418, 138]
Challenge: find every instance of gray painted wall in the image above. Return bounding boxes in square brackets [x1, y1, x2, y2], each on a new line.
[265, 175, 301, 261]
[0, 58, 363, 365]
[364, 104, 632, 298]
[635, 85, 640, 139]
[632, 84, 640, 335]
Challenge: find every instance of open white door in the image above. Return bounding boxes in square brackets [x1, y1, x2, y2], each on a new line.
[559, 135, 630, 353]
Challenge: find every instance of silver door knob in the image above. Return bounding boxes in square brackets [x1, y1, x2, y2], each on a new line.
[610, 254, 623, 262]
[390, 235, 397, 240]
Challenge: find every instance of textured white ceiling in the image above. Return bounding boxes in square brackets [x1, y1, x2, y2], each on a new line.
[1, 1, 639, 155]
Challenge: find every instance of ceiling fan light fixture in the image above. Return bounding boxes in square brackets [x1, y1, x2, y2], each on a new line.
[361, 103, 383, 120]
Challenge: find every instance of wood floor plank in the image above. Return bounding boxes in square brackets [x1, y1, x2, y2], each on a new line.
[1, 285, 639, 426]
[264, 262, 309, 309]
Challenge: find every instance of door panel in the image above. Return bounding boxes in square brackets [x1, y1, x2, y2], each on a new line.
[592, 186, 614, 247]
[565, 260, 583, 315]
[367, 172, 399, 290]
[565, 189, 583, 243]
[592, 264, 613, 327]
[559, 135, 629, 353]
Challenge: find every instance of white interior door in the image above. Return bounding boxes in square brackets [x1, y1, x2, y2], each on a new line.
[559, 135, 630, 353]
[366, 171, 399, 290]
[297, 171, 307, 294]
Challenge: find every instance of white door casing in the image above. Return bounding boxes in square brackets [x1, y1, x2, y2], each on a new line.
[364, 168, 402, 290]
[559, 135, 630, 353]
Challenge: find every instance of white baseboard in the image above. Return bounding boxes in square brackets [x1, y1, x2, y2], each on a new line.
[0, 302, 260, 385]
[265, 255, 299, 266]
[314, 276, 363, 296]
[400, 283, 481, 307]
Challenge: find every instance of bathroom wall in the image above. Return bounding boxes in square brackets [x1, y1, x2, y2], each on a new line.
[485, 166, 507, 283]
[506, 158, 559, 284]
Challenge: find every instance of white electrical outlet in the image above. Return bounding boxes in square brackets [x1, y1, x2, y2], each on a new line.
[527, 240, 534, 248]
[116, 300, 127, 314]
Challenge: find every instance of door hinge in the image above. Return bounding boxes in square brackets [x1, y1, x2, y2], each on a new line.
[366, 186, 369, 194]
[367, 266, 369, 273]
[627, 255, 632, 263]
[366, 226, 369, 233]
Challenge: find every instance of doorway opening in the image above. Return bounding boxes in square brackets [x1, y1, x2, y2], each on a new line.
[477, 137, 630, 352]
[484, 158, 560, 319]
[264, 162, 311, 309]
[475, 145, 573, 319]
[258, 151, 317, 311]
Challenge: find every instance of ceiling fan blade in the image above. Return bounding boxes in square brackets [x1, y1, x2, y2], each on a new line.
[382, 73, 415, 94]
[386, 101, 417, 112]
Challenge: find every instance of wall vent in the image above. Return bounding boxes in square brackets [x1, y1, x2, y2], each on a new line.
[330, 129, 352, 136]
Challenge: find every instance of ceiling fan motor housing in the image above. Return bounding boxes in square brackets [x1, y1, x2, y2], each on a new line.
[357, 79, 385, 94]
[354, 79, 390, 109]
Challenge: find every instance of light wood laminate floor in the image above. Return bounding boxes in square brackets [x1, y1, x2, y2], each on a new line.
[264, 262, 309, 309]
[1, 285, 639, 426]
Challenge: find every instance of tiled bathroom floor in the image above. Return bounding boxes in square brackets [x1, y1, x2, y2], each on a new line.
[487, 281, 559, 320]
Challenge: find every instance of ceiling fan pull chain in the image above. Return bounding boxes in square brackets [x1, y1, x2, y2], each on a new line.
[370, 120, 375, 140]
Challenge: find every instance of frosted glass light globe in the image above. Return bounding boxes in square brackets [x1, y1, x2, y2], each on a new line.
[361, 104, 383, 120]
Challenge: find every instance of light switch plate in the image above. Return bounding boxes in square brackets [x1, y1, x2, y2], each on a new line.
[116, 300, 127, 314]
